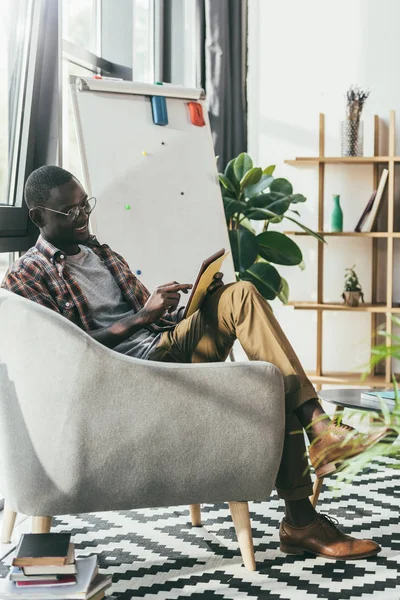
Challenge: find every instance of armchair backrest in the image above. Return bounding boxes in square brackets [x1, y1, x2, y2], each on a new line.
[0, 289, 285, 517]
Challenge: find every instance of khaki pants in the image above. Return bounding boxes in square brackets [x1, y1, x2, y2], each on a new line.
[148, 281, 316, 500]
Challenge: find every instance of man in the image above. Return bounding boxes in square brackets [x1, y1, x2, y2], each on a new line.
[2, 166, 392, 560]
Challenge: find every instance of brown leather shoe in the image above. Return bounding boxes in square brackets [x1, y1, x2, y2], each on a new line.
[280, 514, 381, 560]
[309, 422, 395, 479]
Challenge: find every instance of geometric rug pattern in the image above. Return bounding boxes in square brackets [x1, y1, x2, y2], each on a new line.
[1, 459, 399, 599]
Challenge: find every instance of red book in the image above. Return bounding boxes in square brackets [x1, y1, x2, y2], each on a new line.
[16, 575, 76, 587]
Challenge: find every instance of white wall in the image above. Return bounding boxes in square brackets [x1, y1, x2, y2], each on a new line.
[247, 0, 400, 375]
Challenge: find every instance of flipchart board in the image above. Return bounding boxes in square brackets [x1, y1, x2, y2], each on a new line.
[70, 77, 236, 311]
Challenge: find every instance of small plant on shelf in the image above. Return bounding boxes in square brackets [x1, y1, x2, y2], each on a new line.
[342, 265, 364, 306]
[218, 152, 323, 304]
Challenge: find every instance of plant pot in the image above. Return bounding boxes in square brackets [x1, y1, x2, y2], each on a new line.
[342, 291, 364, 307]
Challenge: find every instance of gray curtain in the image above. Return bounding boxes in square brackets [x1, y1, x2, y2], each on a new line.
[199, 0, 248, 170]
[161, 0, 247, 171]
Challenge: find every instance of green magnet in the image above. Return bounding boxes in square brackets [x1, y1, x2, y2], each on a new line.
[125, 204, 131, 210]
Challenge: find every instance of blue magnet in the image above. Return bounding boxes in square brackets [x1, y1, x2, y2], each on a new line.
[135, 269, 142, 275]
[151, 96, 168, 126]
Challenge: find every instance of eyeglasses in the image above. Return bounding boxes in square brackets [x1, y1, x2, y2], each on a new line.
[36, 197, 97, 223]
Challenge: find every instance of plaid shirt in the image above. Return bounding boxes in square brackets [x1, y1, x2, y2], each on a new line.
[1, 234, 177, 333]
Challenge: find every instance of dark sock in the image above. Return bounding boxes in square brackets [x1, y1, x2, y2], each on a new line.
[294, 398, 332, 442]
[284, 498, 318, 528]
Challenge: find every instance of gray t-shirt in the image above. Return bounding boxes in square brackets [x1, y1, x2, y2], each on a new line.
[65, 245, 162, 359]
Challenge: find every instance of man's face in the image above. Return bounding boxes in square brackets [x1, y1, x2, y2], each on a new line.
[37, 178, 91, 247]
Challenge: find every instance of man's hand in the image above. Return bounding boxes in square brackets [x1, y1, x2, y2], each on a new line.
[139, 281, 192, 325]
[207, 272, 224, 295]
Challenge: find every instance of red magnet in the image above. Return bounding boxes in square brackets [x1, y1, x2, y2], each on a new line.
[188, 102, 205, 127]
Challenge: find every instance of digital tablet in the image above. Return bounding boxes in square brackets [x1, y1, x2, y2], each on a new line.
[182, 248, 230, 319]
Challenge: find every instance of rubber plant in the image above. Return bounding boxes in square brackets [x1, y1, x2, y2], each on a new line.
[219, 152, 324, 303]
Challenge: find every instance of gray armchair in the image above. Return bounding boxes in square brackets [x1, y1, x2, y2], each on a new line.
[0, 288, 285, 570]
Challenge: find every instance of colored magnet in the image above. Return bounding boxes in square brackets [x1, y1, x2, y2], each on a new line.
[135, 269, 142, 275]
[125, 204, 131, 210]
[188, 102, 205, 127]
[141, 151, 148, 156]
[151, 96, 168, 126]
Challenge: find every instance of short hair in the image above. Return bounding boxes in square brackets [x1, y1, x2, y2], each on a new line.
[24, 166, 76, 209]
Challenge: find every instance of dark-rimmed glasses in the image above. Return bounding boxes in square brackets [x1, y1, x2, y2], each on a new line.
[35, 197, 97, 223]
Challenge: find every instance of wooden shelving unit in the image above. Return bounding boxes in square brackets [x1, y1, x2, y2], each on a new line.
[285, 112, 398, 388]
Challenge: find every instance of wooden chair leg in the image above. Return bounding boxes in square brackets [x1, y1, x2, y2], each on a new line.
[310, 477, 324, 508]
[189, 504, 202, 526]
[32, 516, 53, 534]
[228, 501, 256, 571]
[1, 503, 17, 544]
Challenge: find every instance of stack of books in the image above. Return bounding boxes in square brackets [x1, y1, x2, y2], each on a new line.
[361, 389, 397, 411]
[0, 533, 111, 599]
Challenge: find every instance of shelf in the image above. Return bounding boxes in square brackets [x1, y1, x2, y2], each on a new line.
[288, 302, 400, 313]
[285, 156, 400, 165]
[283, 112, 397, 386]
[308, 372, 396, 387]
[284, 231, 400, 238]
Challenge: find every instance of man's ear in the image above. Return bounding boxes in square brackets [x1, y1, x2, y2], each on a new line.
[29, 207, 44, 228]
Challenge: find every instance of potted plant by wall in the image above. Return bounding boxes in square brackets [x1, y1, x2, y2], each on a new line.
[342, 265, 364, 307]
[218, 152, 323, 304]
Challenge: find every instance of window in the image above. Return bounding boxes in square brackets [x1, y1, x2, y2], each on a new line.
[61, 1, 100, 179]
[133, 0, 154, 82]
[0, 0, 34, 207]
[0, 254, 11, 282]
[62, 0, 99, 54]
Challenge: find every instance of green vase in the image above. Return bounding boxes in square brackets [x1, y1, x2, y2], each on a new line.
[331, 194, 343, 232]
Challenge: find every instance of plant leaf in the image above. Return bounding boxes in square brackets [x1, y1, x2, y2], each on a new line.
[229, 229, 259, 272]
[240, 167, 262, 190]
[288, 193, 307, 204]
[238, 216, 254, 233]
[218, 173, 236, 193]
[223, 196, 246, 220]
[248, 199, 291, 219]
[240, 262, 282, 300]
[224, 158, 240, 193]
[277, 276, 290, 304]
[263, 165, 275, 175]
[234, 152, 253, 181]
[248, 192, 291, 217]
[245, 174, 274, 198]
[283, 214, 326, 242]
[298, 259, 306, 271]
[257, 231, 303, 265]
[270, 178, 293, 195]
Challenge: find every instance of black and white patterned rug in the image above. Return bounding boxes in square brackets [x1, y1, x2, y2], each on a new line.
[1, 460, 399, 599]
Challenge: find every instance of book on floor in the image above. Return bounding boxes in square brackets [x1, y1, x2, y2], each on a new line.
[13, 534, 72, 567]
[10, 568, 76, 583]
[22, 548, 76, 576]
[16, 576, 76, 588]
[1, 556, 111, 599]
[360, 169, 388, 232]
